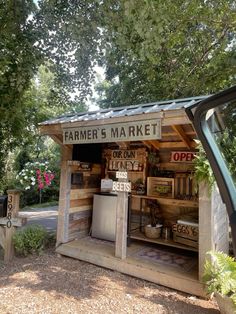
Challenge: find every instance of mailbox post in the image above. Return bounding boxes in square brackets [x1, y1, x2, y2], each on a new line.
[0, 190, 26, 262]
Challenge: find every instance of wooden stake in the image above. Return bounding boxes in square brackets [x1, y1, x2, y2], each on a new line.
[4, 190, 21, 262]
[115, 177, 129, 259]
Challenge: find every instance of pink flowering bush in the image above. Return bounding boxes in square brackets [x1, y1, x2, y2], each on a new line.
[17, 161, 55, 191]
[17, 161, 58, 204]
[36, 168, 55, 191]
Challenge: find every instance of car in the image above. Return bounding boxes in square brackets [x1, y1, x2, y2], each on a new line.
[185, 86, 236, 254]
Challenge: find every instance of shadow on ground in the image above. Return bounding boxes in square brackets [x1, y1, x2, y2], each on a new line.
[0, 250, 219, 313]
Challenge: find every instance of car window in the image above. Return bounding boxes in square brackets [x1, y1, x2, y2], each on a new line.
[186, 87, 236, 255]
[205, 100, 236, 187]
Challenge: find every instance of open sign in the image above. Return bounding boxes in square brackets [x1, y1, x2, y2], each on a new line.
[170, 151, 196, 163]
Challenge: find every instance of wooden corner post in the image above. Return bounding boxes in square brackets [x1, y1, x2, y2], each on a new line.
[114, 172, 131, 259]
[198, 182, 229, 279]
[56, 145, 72, 246]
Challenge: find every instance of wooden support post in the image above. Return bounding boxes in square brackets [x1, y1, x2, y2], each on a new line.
[149, 140, 160, 150]
[50, 134, 64, 145]
[0, 228, 5, 250]
[142, 141, 152, 150]
[4, 190, 21, 262]
[198, 183, 229, 280]
[56, 145, 72, 246]
[115, 176, 129, 259]
[172, 125, 192, 149]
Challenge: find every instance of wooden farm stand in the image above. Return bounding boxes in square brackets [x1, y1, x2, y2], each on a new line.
[39, 96, 229, 297]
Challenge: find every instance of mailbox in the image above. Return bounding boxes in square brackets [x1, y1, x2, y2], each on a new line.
[0, 195, 8, 217]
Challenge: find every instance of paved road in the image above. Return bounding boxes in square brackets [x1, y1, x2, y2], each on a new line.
[19, 206, 58, 232]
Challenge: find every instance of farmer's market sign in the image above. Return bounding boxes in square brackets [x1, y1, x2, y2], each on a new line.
[63, 119, 161, 144]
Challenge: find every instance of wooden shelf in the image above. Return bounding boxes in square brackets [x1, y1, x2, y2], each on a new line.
[131, 194, 198, 208]
[107, 170, 143, 174]
[129, 230, 198, 252]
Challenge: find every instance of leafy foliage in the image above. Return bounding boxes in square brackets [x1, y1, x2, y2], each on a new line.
[193, 142, 215, 190]
[0, 0, 42, 177]
[13, 224, 48, 256]
[203, 251, 236, 308]
[218, 132, 236, 183]
[0, 64, 85, 197]
[193, 129, 236, 191]
[35, 0, 103, 100]
[1, 1, 236, 198]
[0, 1, 89, 182]
[97, 0, 236, 108]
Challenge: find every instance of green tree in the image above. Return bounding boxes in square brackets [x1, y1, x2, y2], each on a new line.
[97, 0, 236, 108]
[1, 0, 236, 180]
[0, 1, 94, 180]
[0, 0, 42, 176]
[0, 63, 87, 194]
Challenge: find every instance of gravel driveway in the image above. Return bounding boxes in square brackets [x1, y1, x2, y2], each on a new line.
[0, 249, 219, 314]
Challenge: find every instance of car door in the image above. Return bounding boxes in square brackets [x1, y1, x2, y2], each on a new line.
[185, 85, 236, 255]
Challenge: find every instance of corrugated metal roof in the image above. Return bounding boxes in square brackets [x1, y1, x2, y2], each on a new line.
[39, 95, 208, 126]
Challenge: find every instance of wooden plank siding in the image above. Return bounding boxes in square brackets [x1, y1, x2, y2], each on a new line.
[66, 164, 102, 242]
[56, 146, 72, 245]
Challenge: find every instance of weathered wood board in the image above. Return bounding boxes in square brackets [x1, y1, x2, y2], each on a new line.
[66, 164, 101, 241]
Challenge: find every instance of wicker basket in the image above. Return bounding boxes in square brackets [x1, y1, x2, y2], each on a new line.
[144, 224, 162, 239]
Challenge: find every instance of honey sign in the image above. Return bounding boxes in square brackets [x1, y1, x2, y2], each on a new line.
[108, 150, 143, 171]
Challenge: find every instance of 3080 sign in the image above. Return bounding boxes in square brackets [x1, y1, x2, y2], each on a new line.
[6, 194, 13, 228]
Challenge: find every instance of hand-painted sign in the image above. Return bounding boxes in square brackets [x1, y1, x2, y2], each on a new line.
[112, 150, 136, 159]
[112, 181, 131, 192]
[101, 179, 113, 192]
[63, 119, 161, 144]
[170, 151, 196, 163]
[116, 171, 128, 179]
[109, 160, 141, 171]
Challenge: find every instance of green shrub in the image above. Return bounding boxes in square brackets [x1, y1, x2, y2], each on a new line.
[13, 224, 48, 256]
[203, 251, 236, 308]
[45, 232, 56, 248]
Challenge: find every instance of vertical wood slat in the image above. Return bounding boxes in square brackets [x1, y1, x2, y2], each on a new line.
[186, 176, 190, 195]
[115, 190, 129, 259]
[115, 175, 129, 260]
[174, 173, 196, 198]
[198, 183, 229, 280]
[56, 146, 72, 245]
[0, 228, 5, 250]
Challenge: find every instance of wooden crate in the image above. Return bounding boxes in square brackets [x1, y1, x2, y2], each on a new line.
[174, 172, 197, 200]
[173, 233, 198, 249]
[147, 177, 175, 198]
[172, 222, 198, 248]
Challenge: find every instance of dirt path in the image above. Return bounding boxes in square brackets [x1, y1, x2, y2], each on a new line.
[0, 250, 219, 314]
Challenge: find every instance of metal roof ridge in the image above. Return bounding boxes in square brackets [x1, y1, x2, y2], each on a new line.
[38, 95, 210, 125]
